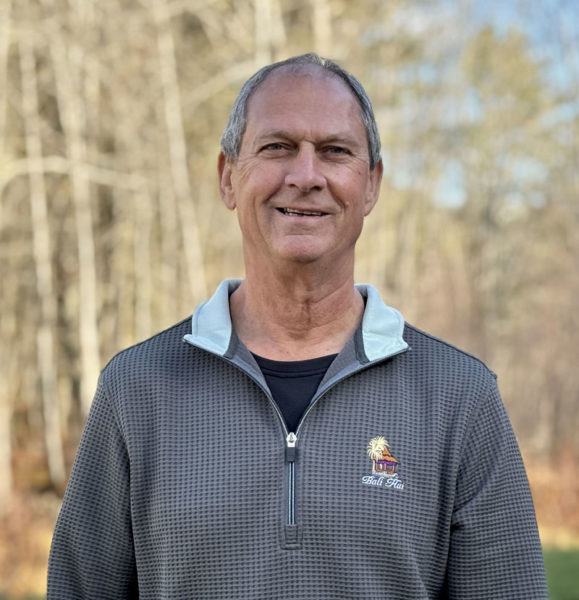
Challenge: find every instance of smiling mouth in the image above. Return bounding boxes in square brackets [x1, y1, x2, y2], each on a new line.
[277, 207, 328, 217]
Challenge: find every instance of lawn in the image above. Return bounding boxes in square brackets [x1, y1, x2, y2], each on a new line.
[544, 548, 579, 600]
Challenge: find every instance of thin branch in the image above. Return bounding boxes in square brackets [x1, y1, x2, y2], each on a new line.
[0, 155, 147, 193]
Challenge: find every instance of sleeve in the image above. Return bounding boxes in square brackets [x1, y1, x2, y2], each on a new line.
[445, 377, 549, 599]
[47, 375, 138, 599]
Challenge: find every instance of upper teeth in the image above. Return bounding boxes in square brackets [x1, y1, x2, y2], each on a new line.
[281, 208, 324, 216]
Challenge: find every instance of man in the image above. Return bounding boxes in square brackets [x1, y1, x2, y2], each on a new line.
[48, 53, 548, 599]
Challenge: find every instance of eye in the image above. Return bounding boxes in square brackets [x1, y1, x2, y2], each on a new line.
[260, 142, 285, 152]
[324, 146, 351, 155]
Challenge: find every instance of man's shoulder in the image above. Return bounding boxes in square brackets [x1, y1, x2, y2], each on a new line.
[401, 322, 497, 387]
[102, 316, 193, 380]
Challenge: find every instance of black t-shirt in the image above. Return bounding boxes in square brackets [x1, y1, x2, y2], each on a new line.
[252, 353, 337, 433]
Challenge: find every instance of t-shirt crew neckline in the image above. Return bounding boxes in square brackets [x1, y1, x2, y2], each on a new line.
[252, 353, 338, 376]
[252, 353, 338, 433]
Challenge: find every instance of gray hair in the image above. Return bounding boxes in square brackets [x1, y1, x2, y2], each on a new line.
[220, 53, 381, 170]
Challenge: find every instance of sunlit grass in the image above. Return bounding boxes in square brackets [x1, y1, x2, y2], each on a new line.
[544, 549, 579, 600]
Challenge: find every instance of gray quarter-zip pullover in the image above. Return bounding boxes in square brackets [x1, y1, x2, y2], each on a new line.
[47, 280, 548, 599]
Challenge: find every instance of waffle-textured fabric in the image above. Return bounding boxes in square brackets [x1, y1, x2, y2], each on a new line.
[47, 280, 548, 599]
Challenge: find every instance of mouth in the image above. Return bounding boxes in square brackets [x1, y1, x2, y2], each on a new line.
[277, 207, 328, 217]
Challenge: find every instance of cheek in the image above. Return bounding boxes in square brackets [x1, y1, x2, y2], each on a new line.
[234, 199, 267, 242]
[341, 176, 371, 207]
[238, 171, 279, 203]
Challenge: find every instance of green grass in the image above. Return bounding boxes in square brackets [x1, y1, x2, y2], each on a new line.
[545, 549, 579, 600]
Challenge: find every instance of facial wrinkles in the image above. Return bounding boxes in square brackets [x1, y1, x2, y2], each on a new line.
[234, 129, 371, 201]
[226, 70, 379, 261]
[241, 70, 370, 164]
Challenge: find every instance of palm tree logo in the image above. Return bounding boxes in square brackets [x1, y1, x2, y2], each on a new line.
[367, 436, 399, 475]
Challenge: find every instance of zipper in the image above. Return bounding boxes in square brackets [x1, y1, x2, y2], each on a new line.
[279, 348, 410, 539]
[228, 351, 407, 541]
[197, 355, 299, 536]
[183, 338, 409, 546]
[285, 432, 298, 525]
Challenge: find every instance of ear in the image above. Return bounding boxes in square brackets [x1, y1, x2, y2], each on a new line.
[364, 159, 383, 216]
[218, 152, 237, 210]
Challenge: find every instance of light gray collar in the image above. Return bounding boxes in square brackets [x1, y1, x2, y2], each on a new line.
[184, 279, 408, 363]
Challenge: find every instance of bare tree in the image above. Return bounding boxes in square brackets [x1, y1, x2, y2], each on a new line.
[0, 0, 13, 515]
[19, 37, 65, 488]
[44, 0, 101, 417]
[149, 0, 208, 306]
[312, 0, 332, 55]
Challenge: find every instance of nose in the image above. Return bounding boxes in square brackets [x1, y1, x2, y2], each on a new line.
[284, 146, 326, 192]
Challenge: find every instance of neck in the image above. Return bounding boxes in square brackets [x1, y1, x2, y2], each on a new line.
[230, 261, 364, 361]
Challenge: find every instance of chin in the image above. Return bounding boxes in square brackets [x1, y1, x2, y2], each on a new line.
[274, 244, 340, 266]
[272, 240, 321, 260]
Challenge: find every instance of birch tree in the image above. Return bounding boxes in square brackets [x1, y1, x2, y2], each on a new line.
[44, 0, 101, 417]
[19, 37, 65, 488]
[0, 0, 13, 514]
[149, 0, 208, 306]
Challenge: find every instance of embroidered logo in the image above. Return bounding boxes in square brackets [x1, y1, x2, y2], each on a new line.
[362, 436, 405, 490]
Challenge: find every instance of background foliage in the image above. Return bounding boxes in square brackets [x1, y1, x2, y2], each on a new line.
[0, 0, 578, 596]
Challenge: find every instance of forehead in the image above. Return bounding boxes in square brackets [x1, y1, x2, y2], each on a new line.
[244, 66, 365, 140]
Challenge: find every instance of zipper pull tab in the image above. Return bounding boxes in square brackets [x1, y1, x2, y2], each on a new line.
[285, 432, 298, 462]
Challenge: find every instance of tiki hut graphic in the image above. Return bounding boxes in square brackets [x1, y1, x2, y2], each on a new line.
[367, 436, 399, 475]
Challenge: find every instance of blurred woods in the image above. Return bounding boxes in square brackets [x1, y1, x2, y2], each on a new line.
[0, 0, 578, 594]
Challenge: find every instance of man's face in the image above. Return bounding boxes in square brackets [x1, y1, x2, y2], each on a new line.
[219, 68, 382, 271]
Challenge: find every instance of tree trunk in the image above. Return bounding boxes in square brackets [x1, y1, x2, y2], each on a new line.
[312, 0, 332, 56]
[45, 0, 101, 417]
[19, 39, 66, 488]
[158, 169, 179, 326]
[134, 180, 153, 341]
[150, 0, 207, 306]
[0, 0, 13, 515]
[0, 316, 12, 514]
